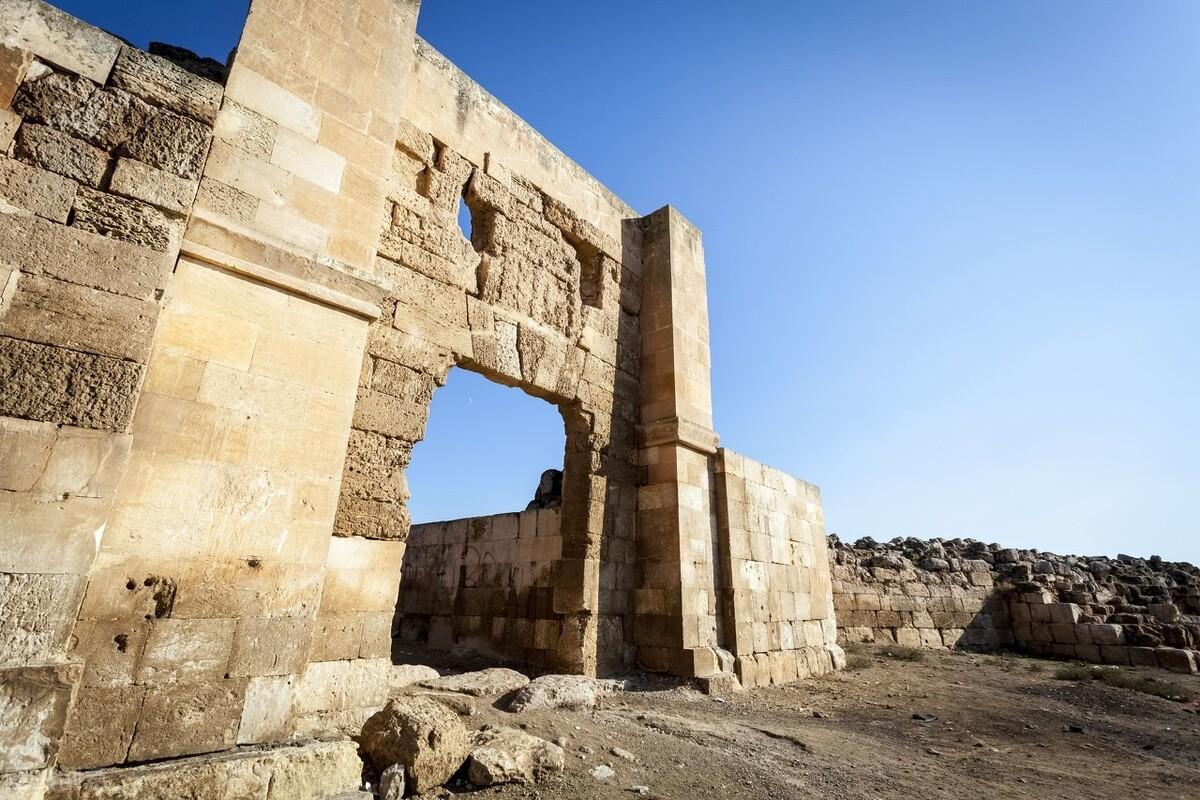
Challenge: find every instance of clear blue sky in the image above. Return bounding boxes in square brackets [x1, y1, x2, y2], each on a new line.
[56, 1, 1199, 561]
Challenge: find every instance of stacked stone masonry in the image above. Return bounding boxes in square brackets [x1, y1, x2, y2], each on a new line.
[398, 508, 565, 668]
[0, 1, 844, 795]
[830, 536, 1200, 674]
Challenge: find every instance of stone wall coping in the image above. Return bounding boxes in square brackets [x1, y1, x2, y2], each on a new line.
[640, 417, 719, 455]
[178, 238, 380, 322]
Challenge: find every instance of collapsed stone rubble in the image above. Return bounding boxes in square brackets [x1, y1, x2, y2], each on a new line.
[830, 535, 1200, 673]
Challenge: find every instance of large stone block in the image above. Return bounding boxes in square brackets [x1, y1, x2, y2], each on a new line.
[0, 0, 122, 84]
[109, 157, 198, 214]
[0, 572, 87, 666]
[57, 684, 145, 770]
[71, 186, 182, 252]
[136, 617, 236, 684]
[226, 616, 311, 677]
[0, 211, 173, 300]
[0, 662, 81, 772]
[109, 46, 221, 124]
[237, 675, 295, 745]
[0, 156, 77, 222]
[0, 274, 159, 362]
[123, 107, 211, 180]
[0, 336, 143, 430]
[13, 123, 107, 186]
[14, 73, 154, 151]
[127, 678, 248, 762]
[0, 43, 32, 106]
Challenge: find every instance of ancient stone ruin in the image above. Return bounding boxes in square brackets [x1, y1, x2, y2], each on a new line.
[1, 2, 1196, 797]
[0, 1, 841, 795]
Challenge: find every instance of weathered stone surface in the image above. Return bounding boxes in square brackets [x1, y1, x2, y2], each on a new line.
[419, 667, 530, 698]
[57, 684, 144, 770]
[135, 617, 236, 684]
[148, 42, 228, 84]
[0, 662, 81, 772]
[0, 107, 19, 151]
[71, 187, 182, 252]
[109, 157, 198, 213]
[507, 674, 615, 713]
[0, 43, 32, 106]
[401, 690, 477, 717]
[13, 123, 107, 186]
[212, 99, 276, 160]
[14, 73, 155, 151]
[110, 46, 222, 123]
[0, 0, 122, 83]
[56, 740, 361, 800]
[123, 107, 211, 179]
[127, 678, 247, 762]
[360, 696, 471, 793]
[466, 726, 565, 787]
[0, 211, 172, 300]
[389, 663, 440, 692]
[11, 70, 93, 123]
[0, 337, 142, 429]
[194, 176, 257, 224]
[1156, 647, 1198, 675]
[0, 416, 56, 492]
[0, 156, 77, 222]
[0, 572, 87, 666]
[236, 675, 295, 745]
[0, 274, 159, 362]
[379, 763, 405, 800]
[0, 769, 48, 800]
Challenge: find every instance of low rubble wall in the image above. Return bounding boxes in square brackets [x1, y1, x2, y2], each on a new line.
[830, 536, 1200, 674]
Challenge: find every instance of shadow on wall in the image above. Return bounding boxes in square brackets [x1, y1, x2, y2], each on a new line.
[830, 536, 1200, 675]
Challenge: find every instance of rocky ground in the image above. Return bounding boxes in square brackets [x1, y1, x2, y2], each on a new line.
[393, 646, 1199, 800]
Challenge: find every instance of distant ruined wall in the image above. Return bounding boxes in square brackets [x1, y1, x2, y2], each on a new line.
[829, 536, 1200, 674]
[398, 508, 565, 668]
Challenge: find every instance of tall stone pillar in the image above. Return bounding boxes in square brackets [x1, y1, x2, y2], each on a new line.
[635, 206, 725, 677]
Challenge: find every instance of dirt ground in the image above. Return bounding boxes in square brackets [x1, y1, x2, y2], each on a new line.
[433, 647, 1200, 800]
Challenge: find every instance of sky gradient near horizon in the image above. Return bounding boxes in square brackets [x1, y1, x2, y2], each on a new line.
[52, 1, 1200, 561]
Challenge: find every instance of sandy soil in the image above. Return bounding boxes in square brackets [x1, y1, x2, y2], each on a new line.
[430, 647, 1200, 800]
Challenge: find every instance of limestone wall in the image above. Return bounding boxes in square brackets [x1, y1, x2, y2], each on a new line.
[713, 451, 843, 688]
[829, 536, 1200, 674]
[0, 1, 848, 792]
[397, 508, 564, 667]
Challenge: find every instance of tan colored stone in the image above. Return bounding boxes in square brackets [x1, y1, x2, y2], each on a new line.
[13, 123, 107, 186]
[0, 274, 159, 361]
[236, 674, 295, 745]
[109, 157, 198, 214]
[123, 107, 211, 180]
[0, 572, 87, 666]
[57, 684, 145, 770]
[0, 662, 81, 772]
[0, 156, 77, 221]
[110, 46, 221, 123]
[0, 0, 122, 84]
[361, 696, 471, 793]
[71, 187, 182, 252]
[127, 678, 247, 762]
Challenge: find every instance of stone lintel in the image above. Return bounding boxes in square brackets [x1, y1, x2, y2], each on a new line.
[181, 210, 385, 321]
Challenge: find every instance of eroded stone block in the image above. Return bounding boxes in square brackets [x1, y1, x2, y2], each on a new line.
[0, 274, 159, 362]
[71, 187, 182, 252]
[109, 157, 198, 214]
[0, 572, 87, 666]
[13, 123, 107, 186]
[0, 662, 81, 772]
[57, 684, 144, 770]
[126, 678, 247, 762]
[0, 155, 77, 221]
[109, 46, 221, 123]
[122, 107, 211, 180]
[0, 0, 122, 83]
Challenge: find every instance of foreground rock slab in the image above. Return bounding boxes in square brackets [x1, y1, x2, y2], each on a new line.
[419, 667, 529, 697]
[360, 697, 470, 794]
[466, 725, 565, 787]
[507, 674, 623, 713]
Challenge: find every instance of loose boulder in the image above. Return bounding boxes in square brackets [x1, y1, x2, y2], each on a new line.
[359, 697, 470, 794]
[419, 667, 529, 697]
[466, 726, 565, 787]
[388, 664, 440, 694]
[507, 675, 622, 713]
